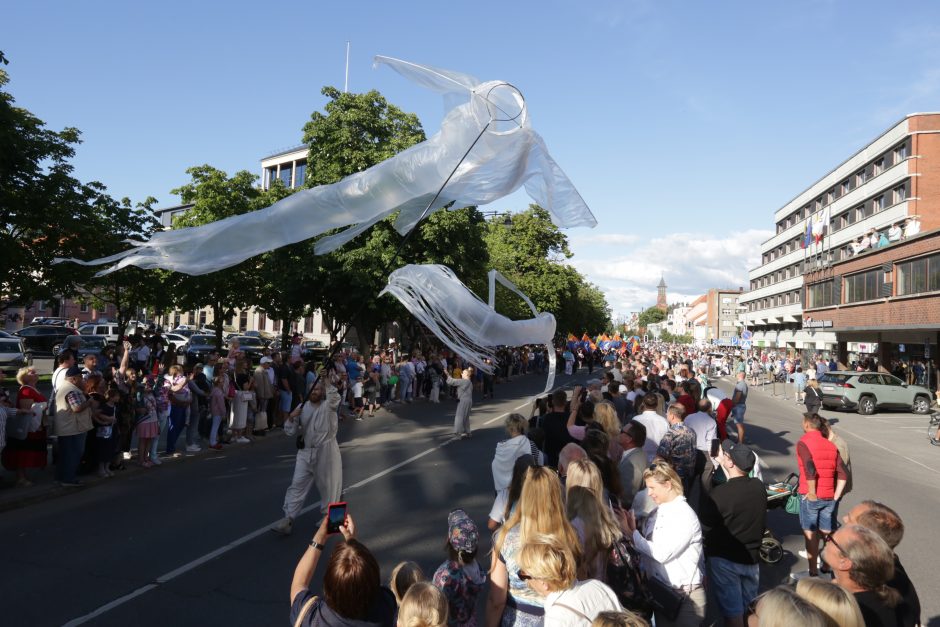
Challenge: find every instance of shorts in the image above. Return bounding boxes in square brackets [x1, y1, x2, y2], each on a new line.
[799, 495, 837, 532]
[708, 556, 759, 618]
[354, 397, 363, 408]
[279, 390, 292, 413]
[731, 404, 746, 424]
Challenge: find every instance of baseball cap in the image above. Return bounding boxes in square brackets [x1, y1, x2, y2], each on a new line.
[65, 365, 83, 377]
[447, 508, 479, 553]
[260, 356, 273, 365]
[721, 440, 756, 473]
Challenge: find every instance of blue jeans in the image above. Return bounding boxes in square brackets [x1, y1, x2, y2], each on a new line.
[400, 375, 413, 401]
[799, 495, 837, 532]
[708, 556, 759, 618]
[56, 432, 87, 483]
[166, 404, 187, 454]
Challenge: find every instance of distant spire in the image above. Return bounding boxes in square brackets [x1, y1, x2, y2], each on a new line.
[658, 275, 667, 288]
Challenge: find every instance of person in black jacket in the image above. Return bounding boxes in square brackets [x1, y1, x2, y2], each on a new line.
[804, 378, 822, 415]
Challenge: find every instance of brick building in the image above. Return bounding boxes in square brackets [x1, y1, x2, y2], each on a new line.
[741, 112, 940, 360]
[803, 228, 940, 386]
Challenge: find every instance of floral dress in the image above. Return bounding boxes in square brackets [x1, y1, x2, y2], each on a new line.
[498, 525, 544, 627]
[432, 559, 486, 627]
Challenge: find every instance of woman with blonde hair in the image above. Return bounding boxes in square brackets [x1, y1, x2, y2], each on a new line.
[795, 578, 864, 627]
[591, 610, 649, 627]
[486, 466, 580, 627]
[593, 402, 623, 461]
[622, 462, 704, 627]
[390, 561, 426, 606]
[516, 534, 620, 626]
[565, 459, 622, 581]
[398, 582, 449, 627]
[1, 366, 47, 486]
[748, 585, 828, 627]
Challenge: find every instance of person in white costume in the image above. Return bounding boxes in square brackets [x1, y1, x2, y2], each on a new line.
[447, 367, 475, 439]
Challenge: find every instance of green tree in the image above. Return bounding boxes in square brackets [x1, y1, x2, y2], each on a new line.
[0, 59, 108, 314]
[637, 306, 666, 329]
[80, 195, 172, 334]
[170, 166, 261, 349]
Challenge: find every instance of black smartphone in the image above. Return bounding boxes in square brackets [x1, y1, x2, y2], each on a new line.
[326, 501, 348, 535]
[710, 438, 720, 457]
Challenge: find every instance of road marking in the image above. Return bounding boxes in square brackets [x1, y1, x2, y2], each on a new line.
[836, 427, 940, 476]
[62, 402, 528, 626]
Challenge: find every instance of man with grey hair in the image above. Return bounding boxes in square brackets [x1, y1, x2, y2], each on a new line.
[824, 523, 909, 627]
[656, 402, 697, 486]
[557, 442, 587, 483]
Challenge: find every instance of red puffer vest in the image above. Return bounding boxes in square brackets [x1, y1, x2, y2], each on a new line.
[797, 430, 839, 499]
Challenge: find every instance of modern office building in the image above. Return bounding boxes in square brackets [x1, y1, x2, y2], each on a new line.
[740, 113, 940, 359]
[260, 145, 308, 190]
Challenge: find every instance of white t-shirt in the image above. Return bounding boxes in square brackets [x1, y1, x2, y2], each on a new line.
[544, 580, 621, 627]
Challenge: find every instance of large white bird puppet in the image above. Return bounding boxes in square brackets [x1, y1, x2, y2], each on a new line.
[57, 56, 596, 276]
[380, 265, 558, 395]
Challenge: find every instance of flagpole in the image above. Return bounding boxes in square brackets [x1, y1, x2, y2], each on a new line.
[344, 41, 350, 93]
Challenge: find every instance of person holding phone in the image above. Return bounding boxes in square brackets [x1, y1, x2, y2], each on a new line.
[273, 372, 343, 536]
[290, 511, 397, 627]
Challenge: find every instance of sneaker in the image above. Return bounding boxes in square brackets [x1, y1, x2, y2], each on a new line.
[236, 436, 250, 444]
[210, 443, 223, 450]
[141, 461, 154, 468]
[272, 517, 293, 535]
[150, 456, 163, 465]
[97, 469, 109, 478]
[186, 444, 202, 453]
[461, 432, 472, 439]
[355, 416, 363, 421]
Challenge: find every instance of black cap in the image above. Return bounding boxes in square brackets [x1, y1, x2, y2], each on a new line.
[65, 365, 84, 378]
[721, 440, 756, 473]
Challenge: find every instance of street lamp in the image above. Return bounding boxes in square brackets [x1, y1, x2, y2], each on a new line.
[481, 210, 513, 228]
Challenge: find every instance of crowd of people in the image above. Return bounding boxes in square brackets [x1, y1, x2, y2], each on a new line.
[287, 345, 922, 627]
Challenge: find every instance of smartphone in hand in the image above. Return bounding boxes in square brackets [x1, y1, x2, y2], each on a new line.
[326, 502, 348, 535]
[709, 438, 720, 458]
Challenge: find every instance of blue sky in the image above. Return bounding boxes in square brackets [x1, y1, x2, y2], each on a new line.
[5, 1, 940, 319]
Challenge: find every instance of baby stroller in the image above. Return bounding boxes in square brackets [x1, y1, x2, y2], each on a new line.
[759, 473, 799, 564]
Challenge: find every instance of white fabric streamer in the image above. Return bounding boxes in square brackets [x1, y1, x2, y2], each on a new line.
[55, 56, 596, 277]
[379, 264, 556, 394]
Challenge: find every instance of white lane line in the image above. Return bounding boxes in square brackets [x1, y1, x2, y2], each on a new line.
[836, 427, 940, 476]
[62, 403, 522, 626]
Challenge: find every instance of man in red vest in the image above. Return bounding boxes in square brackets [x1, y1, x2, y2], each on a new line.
[796, 412, 849, 576]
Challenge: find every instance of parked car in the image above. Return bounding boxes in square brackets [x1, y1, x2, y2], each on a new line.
[226, 335, 267, 363]
[163, 333, 190, 353]
[0, 337, 31, 376]
[818, 370, 934, 415]
[74, 336, 109, 362]
[14, 325, 79, 356]
[243, 330, 275, 344]
[78, 322, 123, 345]
[301, 340, 330, 362]
[171, 328, 197, 339]
[30, 317, 72, 326]
[181, 335, 226, 366]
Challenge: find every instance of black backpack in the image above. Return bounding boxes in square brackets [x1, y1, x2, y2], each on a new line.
[606, 535, 653, 619]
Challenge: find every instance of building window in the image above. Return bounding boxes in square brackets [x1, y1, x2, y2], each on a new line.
[894, 185, 907, 204]
[806, 280, 834, 308]
[259, 312, 267, 330]
[189, 310, 197, 325]
[873, 195, 885, 212]
[856, 170, 867, 186]
[174, 313, 181, 328]
[873, 158, 884, 175]
[826, 189, 834, 205]
[274, 319, 281, 333]
[856, 204, 873, 221]
[80, 302, 89, 313]
[897, 254, 940, 296]
[279, 167, 292, 187]
[266, 166, 278, 189]
[304, 315, 314, 334]
[844, 269, 884, 304]
[840, 180, 849, 196]
[294, 161, 306, 188]
[199, 311, 207, 326]
[239, 311, 248, 331]
[895, 143, 908, 161]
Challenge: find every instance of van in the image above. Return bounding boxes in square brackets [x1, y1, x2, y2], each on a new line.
[78, 323, 122, 345]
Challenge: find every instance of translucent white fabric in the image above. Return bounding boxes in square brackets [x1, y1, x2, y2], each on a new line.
[56, 56, 596, 276]
[380, 264, 557, 393]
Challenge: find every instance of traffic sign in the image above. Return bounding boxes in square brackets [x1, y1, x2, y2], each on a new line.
[730, 336, 740, 346]
[742, 330, 753, 341]
[742, 339, 752, 350]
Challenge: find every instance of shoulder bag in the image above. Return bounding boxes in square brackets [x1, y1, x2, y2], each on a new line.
[645, 575, 684, 620]
[293, 593, 319, 627]
[606, 535, 652, 618]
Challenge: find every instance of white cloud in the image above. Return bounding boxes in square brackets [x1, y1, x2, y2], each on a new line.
[568, 228, 772, 318]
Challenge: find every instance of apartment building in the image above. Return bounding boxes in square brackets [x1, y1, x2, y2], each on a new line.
[740, 113, 940, 358]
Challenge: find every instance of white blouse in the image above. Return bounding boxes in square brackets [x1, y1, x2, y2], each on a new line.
[631, 496, 704, 589]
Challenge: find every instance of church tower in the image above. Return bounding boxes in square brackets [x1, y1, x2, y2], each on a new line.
[656, 275, 667, 312]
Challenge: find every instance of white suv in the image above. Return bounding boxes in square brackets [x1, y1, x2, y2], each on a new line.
[78, 323, 122, 345]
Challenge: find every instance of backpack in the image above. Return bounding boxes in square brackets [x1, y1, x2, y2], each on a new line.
[606, 535, 653, 619]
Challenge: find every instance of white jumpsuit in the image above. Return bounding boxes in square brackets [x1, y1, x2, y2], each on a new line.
[282, 383, 342, 518]
[447, 374, 474, 436]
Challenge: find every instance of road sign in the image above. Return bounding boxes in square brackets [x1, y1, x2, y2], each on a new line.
[730, 336, 740, 346]
[742, 339, 752, 350]
[742, 330, 752, 341]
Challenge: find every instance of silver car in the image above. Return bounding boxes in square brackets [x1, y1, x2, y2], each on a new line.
[818, 371, 934, 415]
[0, 337, 32, 376]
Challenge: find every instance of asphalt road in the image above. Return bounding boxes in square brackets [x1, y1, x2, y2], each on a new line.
[2, 368, 937, 626]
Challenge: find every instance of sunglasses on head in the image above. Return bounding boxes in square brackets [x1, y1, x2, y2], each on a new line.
[516, 570, 533, 581]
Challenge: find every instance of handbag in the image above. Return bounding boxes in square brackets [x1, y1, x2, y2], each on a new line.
[606, 535, 653, 617]
[786, 492, 801, 515]
[6, 411, 30, 441]
[29, 402, 47, 432]
[254, 409, 268, 431]
[646, 575, 684, 620]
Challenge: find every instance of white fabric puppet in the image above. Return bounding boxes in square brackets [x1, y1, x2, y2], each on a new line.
[58, 56, 596, 276]
[379, 264, 557, 394]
